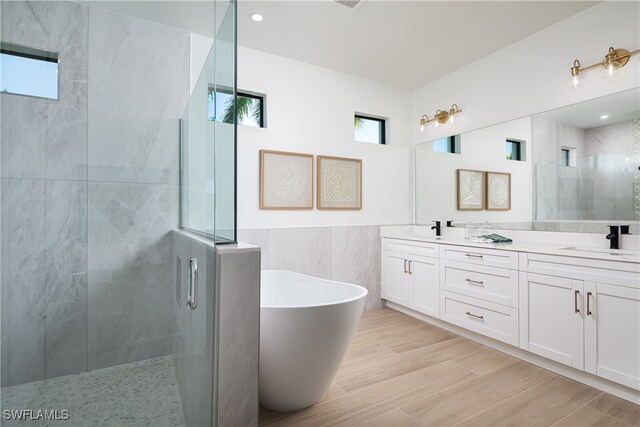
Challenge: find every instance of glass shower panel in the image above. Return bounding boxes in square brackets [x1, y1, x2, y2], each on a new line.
[181, 0, 237, 243]
[213, 1, 237, 243]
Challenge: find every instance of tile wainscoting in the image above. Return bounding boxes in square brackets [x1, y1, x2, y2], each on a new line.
[238, 225, 383, 310]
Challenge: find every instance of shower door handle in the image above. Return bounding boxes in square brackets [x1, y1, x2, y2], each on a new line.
[187, 258, 198, 310]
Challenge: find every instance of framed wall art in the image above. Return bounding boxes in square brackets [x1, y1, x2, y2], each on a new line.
[486, 171, 511, 210]
[317, 155, 362, 210]
[260, 149, 314, 209]
[457, 169, 485, 210]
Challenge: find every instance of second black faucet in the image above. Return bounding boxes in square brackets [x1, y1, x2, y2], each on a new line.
[431, 221, 441, 236]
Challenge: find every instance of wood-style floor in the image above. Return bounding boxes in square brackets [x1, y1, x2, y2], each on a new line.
[260, 307, 640, 427]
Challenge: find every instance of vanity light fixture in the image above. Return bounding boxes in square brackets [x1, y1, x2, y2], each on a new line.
[570, 46, 639, 88]
[419, 104, 462, 132]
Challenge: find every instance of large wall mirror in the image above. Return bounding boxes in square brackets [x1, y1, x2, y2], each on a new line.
[415, 87, 640, 233]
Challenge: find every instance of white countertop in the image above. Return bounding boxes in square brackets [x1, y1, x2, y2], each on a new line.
[380, 227, 640, 264]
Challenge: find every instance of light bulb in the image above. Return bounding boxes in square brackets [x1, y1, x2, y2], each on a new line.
[600, 59, 625, 82]
[568, 74, 583, 89]
[434, 120, 439, 128]
[420, 124, 424, 133]
[449, 114, 455, 125]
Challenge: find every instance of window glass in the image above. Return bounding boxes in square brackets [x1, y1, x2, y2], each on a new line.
[432, 135, 459, 153]
[1, 43, 58, 99]
[354, 115, 385, 144]
[506, 139, 522, 160]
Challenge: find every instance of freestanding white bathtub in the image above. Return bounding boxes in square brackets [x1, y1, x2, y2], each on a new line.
[259, 270, 367, 412]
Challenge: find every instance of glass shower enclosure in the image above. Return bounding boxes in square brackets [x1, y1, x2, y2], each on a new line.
[0, 0, 236, 425]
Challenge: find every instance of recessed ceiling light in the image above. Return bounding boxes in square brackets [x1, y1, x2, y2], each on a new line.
[600, 114, 609, 119]
[250, 13, 263, 22]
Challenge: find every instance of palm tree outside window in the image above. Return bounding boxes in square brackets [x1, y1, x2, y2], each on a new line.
[208, 88, 264, 127]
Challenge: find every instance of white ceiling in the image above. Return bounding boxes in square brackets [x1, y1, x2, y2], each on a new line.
[237, 1, 597, 89]
[535, 88, 640, 130]
[82, 0, 597, 90]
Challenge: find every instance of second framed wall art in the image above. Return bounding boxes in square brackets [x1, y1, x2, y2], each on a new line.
[317, 155, 362, 210]
[486, 171, 511, 210]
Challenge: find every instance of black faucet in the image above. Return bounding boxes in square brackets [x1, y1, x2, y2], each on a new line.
[446, 221, 455, 227]
[620, 225, 631, 235]
[431, 221, 441, 237]
[606, 225, 619, 250]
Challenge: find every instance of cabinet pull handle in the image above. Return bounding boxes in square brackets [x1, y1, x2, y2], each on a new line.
[465, 253, 484, 259]
[465, 278, 484, 286]
[403, 259, 408, 274]
[408, 260, 412, 275]
[465, 311, 484, 320]
[587, 291, 593, 316]
[574, 290, 580, 313]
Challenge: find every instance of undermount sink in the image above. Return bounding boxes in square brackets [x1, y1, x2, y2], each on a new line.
[560, 246, 640, 257]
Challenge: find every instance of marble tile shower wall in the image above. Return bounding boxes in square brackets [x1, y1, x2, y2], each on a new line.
[0, 1, 189, 386]
[238, 226, 383, 310]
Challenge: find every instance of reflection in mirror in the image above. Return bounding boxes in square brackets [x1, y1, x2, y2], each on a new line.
[415, 117, 532, 227]
[533, 88, 639, 225]
[415, 88, 639, 234]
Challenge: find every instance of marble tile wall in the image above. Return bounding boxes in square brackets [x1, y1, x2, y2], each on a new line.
[0, 0, 89, 387]
[0, 1, 189, 386]
[216, 243, 261, 427]
[238, 225, 383, 310]
[85, 6, 187, 370]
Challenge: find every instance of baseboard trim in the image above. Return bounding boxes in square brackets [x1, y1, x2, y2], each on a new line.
[385, 301, 640, 405]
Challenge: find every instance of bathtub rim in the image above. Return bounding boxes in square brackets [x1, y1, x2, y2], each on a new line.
[260, 269, 368, 310]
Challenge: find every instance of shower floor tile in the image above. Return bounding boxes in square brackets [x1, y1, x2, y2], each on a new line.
[1, 356, 185, 427]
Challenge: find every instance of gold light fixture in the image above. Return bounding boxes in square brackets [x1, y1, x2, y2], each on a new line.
[570, 46, 639, 88]
[420, 104, 462, 132]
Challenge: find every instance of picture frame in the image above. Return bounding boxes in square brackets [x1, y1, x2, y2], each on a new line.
[457, 169, 485, 210]
[260, 149, 314, 209]
[317, 155, 362, 210]
[486, 171, 512, 211]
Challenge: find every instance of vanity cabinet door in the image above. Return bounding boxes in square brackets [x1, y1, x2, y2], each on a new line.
[411, 255, 439, 318]
[382, 250, 412, 306]
[584, 282, 640, 390]
[521, 273, 584, 370]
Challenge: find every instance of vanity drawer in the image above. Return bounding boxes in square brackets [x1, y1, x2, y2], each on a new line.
[383, 238, 439, 259]
[521, 253, 640, 288]
[440, 291, 519, 346]
[441, 261, 518, 307]
[440, 245, 518, 270]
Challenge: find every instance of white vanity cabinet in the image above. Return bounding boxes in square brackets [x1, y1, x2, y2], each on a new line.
[381, 239, 439, 317]
[584, 282, 640, 390]
[381, 235, 640, 398]
[520, 253, 640, 391]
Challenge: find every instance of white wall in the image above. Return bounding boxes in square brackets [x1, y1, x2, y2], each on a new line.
[236, 46, 413, 229]
[415, 117, 532, 224]
[412, 1, 640, 146]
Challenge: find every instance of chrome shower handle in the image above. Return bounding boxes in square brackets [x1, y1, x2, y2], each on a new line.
[187, 258, 198, 310]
